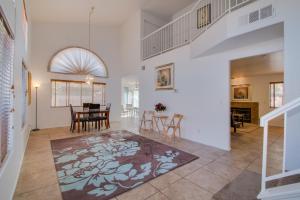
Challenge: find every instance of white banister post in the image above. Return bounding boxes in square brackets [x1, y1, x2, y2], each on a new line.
[283, 112, 287, 173]
[261, 122, 269, 192]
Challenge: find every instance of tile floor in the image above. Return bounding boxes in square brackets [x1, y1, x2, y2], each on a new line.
[13, 118, 283, 200]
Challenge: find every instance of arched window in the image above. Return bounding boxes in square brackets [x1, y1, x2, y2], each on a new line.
[48, 47, 108, 78]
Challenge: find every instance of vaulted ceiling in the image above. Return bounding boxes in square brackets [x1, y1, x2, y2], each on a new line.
[29, 0, 196, 25]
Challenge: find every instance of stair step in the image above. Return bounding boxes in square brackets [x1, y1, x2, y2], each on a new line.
[267, 174, 300, 189]
[258, 182, 300, 200]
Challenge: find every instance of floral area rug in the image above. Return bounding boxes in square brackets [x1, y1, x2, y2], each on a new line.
[51, 130, 198, 200]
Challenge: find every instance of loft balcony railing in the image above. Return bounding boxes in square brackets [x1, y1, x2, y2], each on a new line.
[141, 0, 254, 60]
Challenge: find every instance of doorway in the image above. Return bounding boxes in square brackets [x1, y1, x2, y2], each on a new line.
[229, 51, 284, 146]
[121, 76, 139, 118]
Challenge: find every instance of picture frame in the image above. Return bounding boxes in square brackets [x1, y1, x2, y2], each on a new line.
[28, 71, 32, 105]
[231, 84, 251, 101]
[155, 63, 174, 90]
[197, 3, 211, 29]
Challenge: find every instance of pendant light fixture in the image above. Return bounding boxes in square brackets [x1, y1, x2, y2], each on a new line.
[86, 6, 95, 84]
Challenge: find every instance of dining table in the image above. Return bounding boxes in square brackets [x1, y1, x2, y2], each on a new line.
[75, 109, 110, 133]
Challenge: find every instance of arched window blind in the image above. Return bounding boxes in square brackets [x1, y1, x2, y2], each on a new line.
[48, 47, 108, 78]
[0, 9, 14, 166]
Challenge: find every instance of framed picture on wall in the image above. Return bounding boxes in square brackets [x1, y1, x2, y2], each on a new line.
[197, 3, 211, 29]
[155, 63, 174, 90]
[28, 71, 32, 105]
[232, 84, 251, 101]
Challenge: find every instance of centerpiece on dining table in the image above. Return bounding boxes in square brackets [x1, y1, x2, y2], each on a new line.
[155, 103, 167, 116]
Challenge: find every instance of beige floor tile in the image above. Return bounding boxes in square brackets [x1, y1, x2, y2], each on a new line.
[149, 172, 181, 191]
[192, 148, 225, 161]
[13, 119, 284, 200]
[15, 166, 58, 194]
[145, 192, 169, 200]
[203, 160, 243, 181]
[186, 168, 229, 193]
[173, 158, 212, 177]
[116, 183, 158, 200]
[14, 184, 62, 200]
[215, 156, 251, 169]
[23, 148, 53, 164]
[162, 179, 212, 200]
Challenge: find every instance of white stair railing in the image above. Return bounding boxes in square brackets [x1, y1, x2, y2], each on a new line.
[258, 96, 300, 199]
[142, 0, 254, 60]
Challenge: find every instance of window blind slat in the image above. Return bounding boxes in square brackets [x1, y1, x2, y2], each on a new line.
[0, 16, 14, 166]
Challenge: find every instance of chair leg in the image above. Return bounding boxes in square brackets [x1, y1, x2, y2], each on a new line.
[139, 119, 143, 131]
[70, 122, 73, 131]
[173, 128, 176, 144]
[72, 122, 75, 132]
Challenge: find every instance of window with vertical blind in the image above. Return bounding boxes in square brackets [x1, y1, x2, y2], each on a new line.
[51, 80, 106, 107]
[270, 82, 284, 108]
[0, 8, 14, 167]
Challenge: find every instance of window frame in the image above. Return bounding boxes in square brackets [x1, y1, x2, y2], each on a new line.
[51, 79, 106, 108]
[0, 6, 15, 168]
[269, 81, 284, 108]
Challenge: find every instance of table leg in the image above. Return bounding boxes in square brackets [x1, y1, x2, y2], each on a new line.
[160, 118, 167, 134]
[107, 112, 110, 128]
[77, 113, 80, 133]
[154, 118, 160, 133]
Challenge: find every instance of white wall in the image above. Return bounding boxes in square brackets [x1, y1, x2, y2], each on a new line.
[140, 37, 283, 150]
[120, 11, 142, 77]
[231, 74, 284, 127]
[142, 11, 168, 38]
[279, 0, 300, 170]
[0, 0, 32, 199]
[172, 1, 196, 20]
[30, 22, 122, 129]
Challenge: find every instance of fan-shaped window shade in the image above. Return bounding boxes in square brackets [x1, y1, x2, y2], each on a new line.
[49, 47, 108, 78]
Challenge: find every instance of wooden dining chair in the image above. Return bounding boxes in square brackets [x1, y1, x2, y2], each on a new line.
[99, 103, 111, 129]
[88, 104, 101, 130]
[139, 111, 155, 131]
[165, 114, 183, 143]
[69, 104, 88, 132]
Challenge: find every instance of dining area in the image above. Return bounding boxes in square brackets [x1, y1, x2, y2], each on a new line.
[69, 103, 111, 133]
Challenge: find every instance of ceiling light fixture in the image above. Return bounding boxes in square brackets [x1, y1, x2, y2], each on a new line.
[86, 6, 95, 84]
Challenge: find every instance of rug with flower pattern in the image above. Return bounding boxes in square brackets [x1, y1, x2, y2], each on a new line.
[51, 130, 198, 200]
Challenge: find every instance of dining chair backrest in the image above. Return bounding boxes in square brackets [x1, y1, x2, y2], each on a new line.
[170, 114, 183, 127]
[106, 103, 111, 111]
[89, 104, 100, 110]
[89, 104, 100, 117]
[69, 104, 75, 121]
[83, 103, 90, 111]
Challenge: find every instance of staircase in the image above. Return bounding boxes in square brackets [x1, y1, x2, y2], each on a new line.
[141, 0, 255, 60]
[258, 97, 300, 200]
